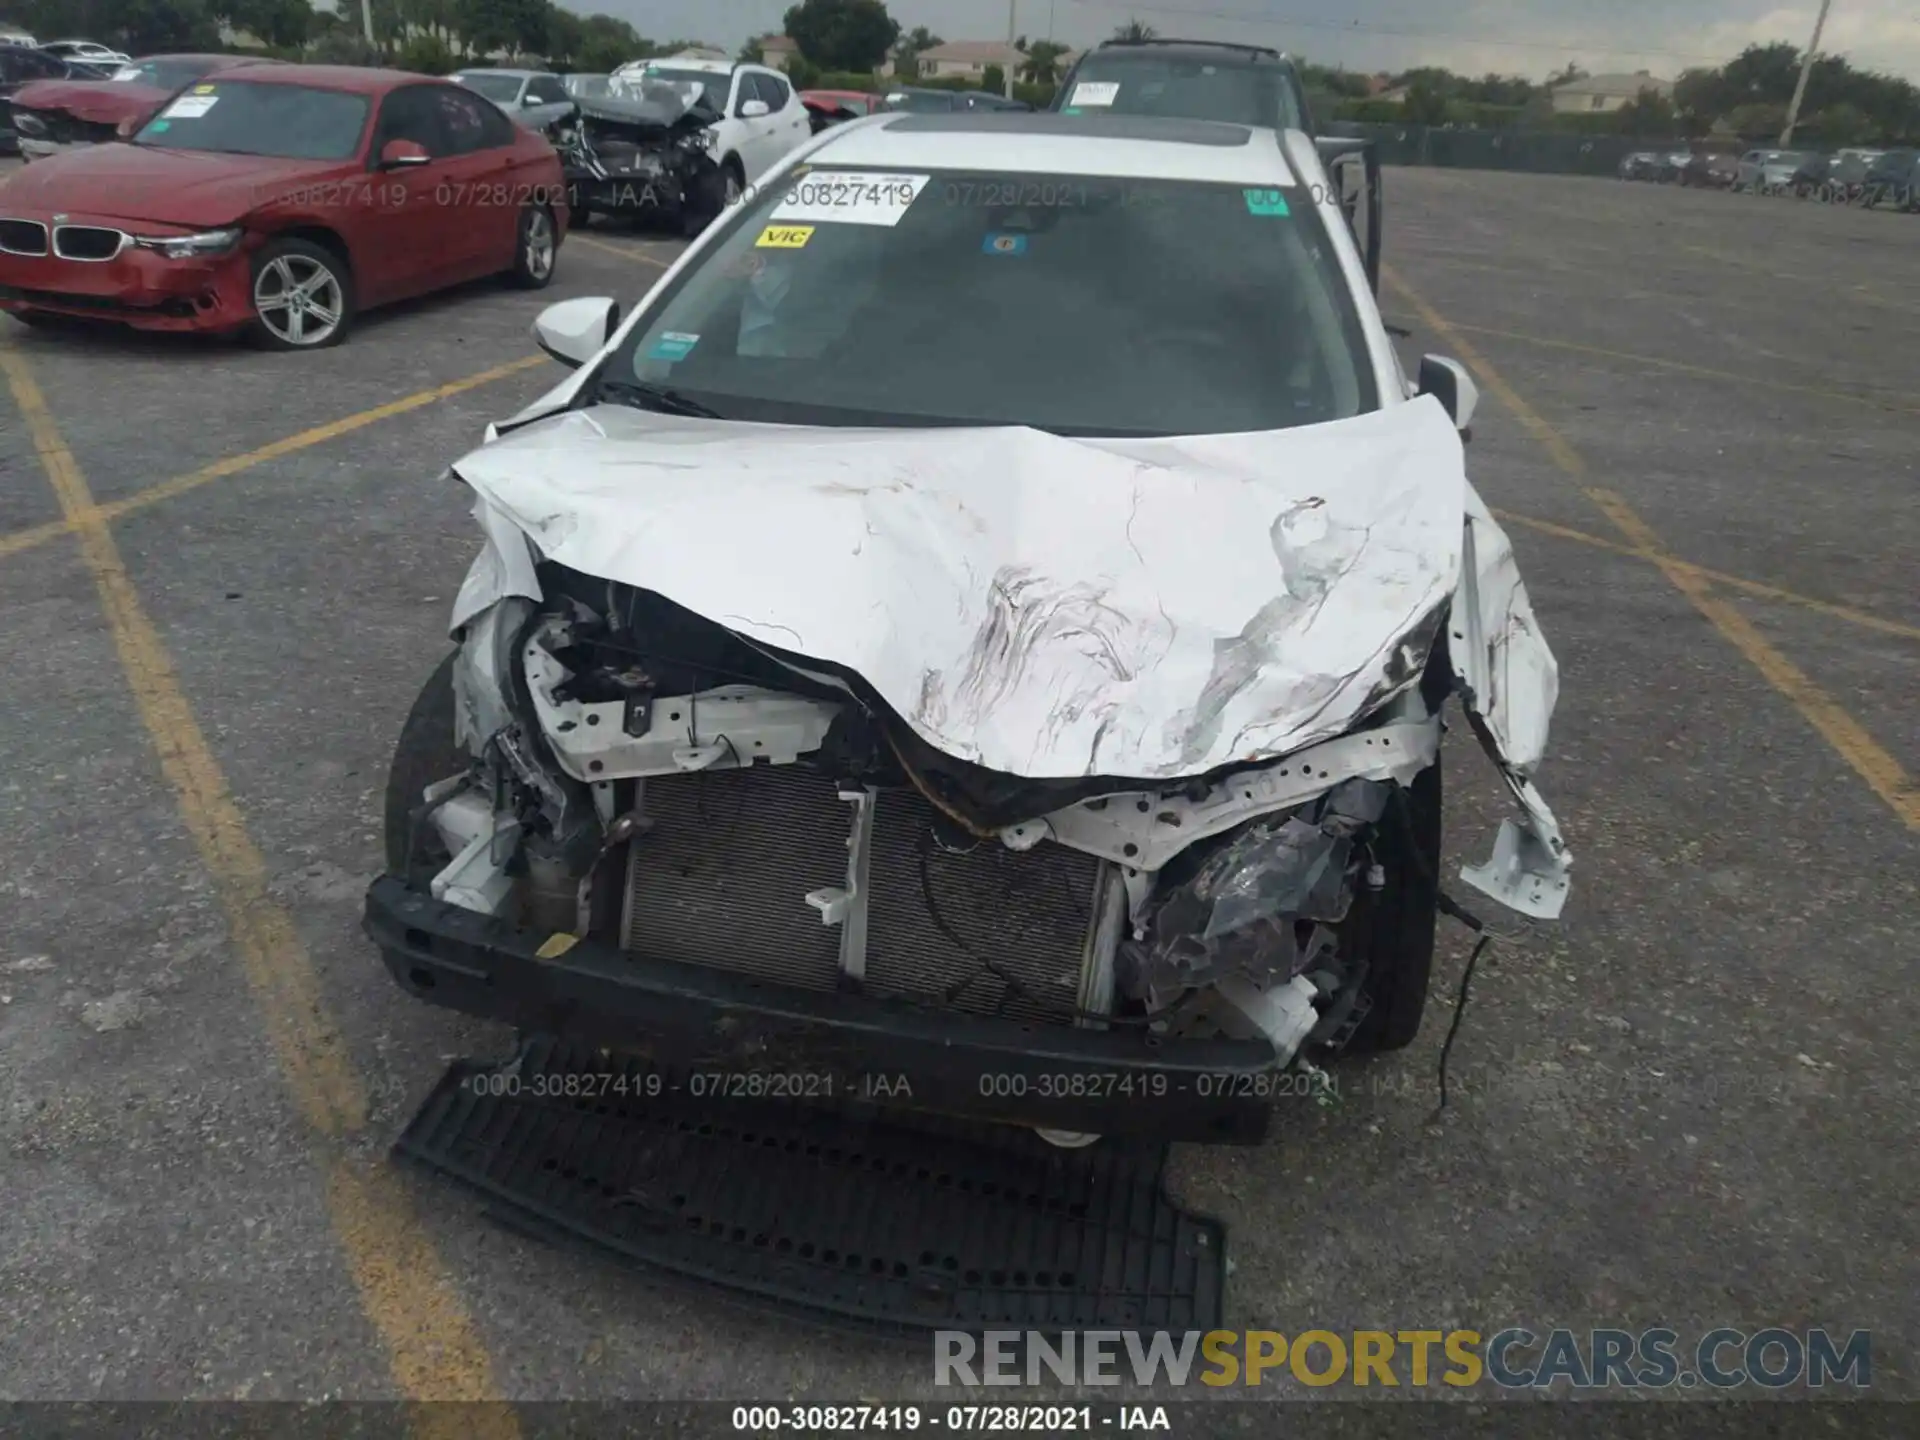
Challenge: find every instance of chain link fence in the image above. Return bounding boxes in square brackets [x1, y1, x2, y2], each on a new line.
[1322, 122, 1688, 176]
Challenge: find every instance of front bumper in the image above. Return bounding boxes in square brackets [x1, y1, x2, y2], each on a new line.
[364, 875, 1283, 1143]
[0, 240, 252, 331]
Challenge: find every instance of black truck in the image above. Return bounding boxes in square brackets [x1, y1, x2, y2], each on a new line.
[1050, 38, 1383, 292]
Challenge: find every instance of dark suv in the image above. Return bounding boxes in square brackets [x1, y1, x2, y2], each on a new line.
[1050, 38, 1382, 291]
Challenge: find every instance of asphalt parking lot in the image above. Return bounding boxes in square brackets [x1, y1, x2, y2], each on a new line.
[1, 163, 1915, 1411]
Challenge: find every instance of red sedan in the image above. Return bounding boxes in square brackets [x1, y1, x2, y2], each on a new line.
[0, 65, 569, 349]
[11, 54, 280, 163]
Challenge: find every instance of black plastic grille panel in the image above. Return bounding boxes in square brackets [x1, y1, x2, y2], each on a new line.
[395, 1037, 1227, 1334]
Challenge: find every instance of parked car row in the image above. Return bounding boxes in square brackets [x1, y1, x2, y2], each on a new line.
[1619, 143, 1920, 209]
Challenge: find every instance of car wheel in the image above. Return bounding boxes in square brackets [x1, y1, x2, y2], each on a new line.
[248, 237, 352, 351]
[383, 652, 464, 884]
[721, 157, 745, 207]
[1339, 758, 1443, 1054]
[509, 204, 558, 289]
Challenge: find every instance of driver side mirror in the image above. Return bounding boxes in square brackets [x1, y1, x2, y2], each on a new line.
[533, 295, 621, 369]
[116, 115, 138, 139]
[738, 97, 770, 118]
[1417, 354, 1478, 439]
[378, 138, 431, 168]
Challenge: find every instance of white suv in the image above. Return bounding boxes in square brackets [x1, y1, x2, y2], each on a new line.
[610, 57, 812, 199]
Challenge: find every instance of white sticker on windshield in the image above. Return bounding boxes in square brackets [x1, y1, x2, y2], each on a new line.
[769, 172, 931, 226]
[162, 93, 218, 119]
[1069, 82, 1119, 107]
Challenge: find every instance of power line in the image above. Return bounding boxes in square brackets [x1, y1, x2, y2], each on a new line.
[1066, 0, 1762, 65]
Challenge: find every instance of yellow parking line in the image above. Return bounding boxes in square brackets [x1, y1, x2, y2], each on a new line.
[0, 355, 547, 564]
[1433, 320, 1919, 416]
[1491, 508, 1920, 644]
[1385, 263, 1920, 832]
[0, 345, 522, 1426]
[574, 232, 672, 267]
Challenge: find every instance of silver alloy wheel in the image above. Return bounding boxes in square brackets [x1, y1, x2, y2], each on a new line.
[523, 208, 554, 280]
[253, 253, 343, 347]
[724, 168, 742, 205]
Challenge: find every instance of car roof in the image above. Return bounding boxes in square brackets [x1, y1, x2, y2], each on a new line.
[634, 57, 736, 74]
[1083, 38, 1297, 66]
[206, 64, 424, 95]
[138, 52, 277, 65]
[814, 112, 1297, 185]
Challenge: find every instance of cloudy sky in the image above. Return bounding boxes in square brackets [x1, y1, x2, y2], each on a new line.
[597, 0, 1920, 83]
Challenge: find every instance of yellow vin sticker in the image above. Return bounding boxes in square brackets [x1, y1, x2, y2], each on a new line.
[756, 224, 814, 249]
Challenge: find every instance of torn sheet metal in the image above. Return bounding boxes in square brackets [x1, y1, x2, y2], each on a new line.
[450, 398, 1469, 782]
[1451, 495, 1573, 919]
[1008, 712, 1440, 873]
[1116, 787, 1379, 1006]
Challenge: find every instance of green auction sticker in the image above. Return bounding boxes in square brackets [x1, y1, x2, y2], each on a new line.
[1244, 188, 1291, 216]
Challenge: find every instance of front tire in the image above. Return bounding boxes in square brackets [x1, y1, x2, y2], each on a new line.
[508, 205, 558, 288]
[383, 653, 463, 884]
[1341, 759, 1443, 1054]
[248, 237, 352, 350]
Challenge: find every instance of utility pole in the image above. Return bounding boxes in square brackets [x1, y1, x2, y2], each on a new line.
[1780, 0, 1832, 146]
[1005, 0, 1017, 98]
[360, 0, 377, 48]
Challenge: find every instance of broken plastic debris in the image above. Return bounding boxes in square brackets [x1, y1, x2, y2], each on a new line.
[1118, 784, 1396, 1004]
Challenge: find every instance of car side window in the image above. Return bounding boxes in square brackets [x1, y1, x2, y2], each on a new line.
[758, 72, 791, 109]
[731, 71, 757, 115]
[375, 85, 449, 157]
[435, 86, 505, 154]
[527, 75, 568, 105]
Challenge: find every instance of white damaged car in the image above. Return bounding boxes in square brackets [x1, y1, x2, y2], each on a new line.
[364, 111, 1571, 1146]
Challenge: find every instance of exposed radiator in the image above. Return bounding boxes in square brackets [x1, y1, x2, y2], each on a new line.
[619, 762, 1106, 1023]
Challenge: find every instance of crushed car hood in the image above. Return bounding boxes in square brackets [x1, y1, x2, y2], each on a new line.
[572, 92, 719, 137]
[10, 78, 161, 123]
[451, 399, 1477, 782]
[0, 143, 350, 226]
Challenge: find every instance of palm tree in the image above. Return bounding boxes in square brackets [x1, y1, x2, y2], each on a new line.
[1019, 39, 1070, 85]
[1112, 20, 1156, 42]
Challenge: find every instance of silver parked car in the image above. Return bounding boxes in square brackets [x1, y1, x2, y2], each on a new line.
[1734, 148, 1810, 193]
[451, 67, 576, 131]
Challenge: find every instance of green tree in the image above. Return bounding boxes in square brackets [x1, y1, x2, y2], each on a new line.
[1613, 90, 1677, 137]
[981, 62, 1004, 93]
[219, 0, 315, 48]
[1017, 38, 1068, 85]
[1111, 20, 1154, 42]
[396, 30, 457, 71]
[1802, 101, 1873, 145]
[453, 0, 543, 55]
[575, 14, 647, 70]
[893, 23, 939, 78]
[542, 4, 584, 65]
[1402, 79, 1449, 126]
[306, 28, 381, 62]
[84, 0, 223, 51]
[737, 36, 764, 63]
[783, 0, 898, 72]
[1724, 101, 1788, 138]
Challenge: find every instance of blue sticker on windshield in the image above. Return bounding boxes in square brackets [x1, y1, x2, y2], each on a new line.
[1244, 188, 1290, 216]
[1061, 106, 1083, 115]
[983, 233, 1028, 255]
[647, 331, 699, 360]
[148, 120, 170, 133]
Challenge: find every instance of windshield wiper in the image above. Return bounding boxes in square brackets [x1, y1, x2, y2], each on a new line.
[597, 378, 725, 419]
